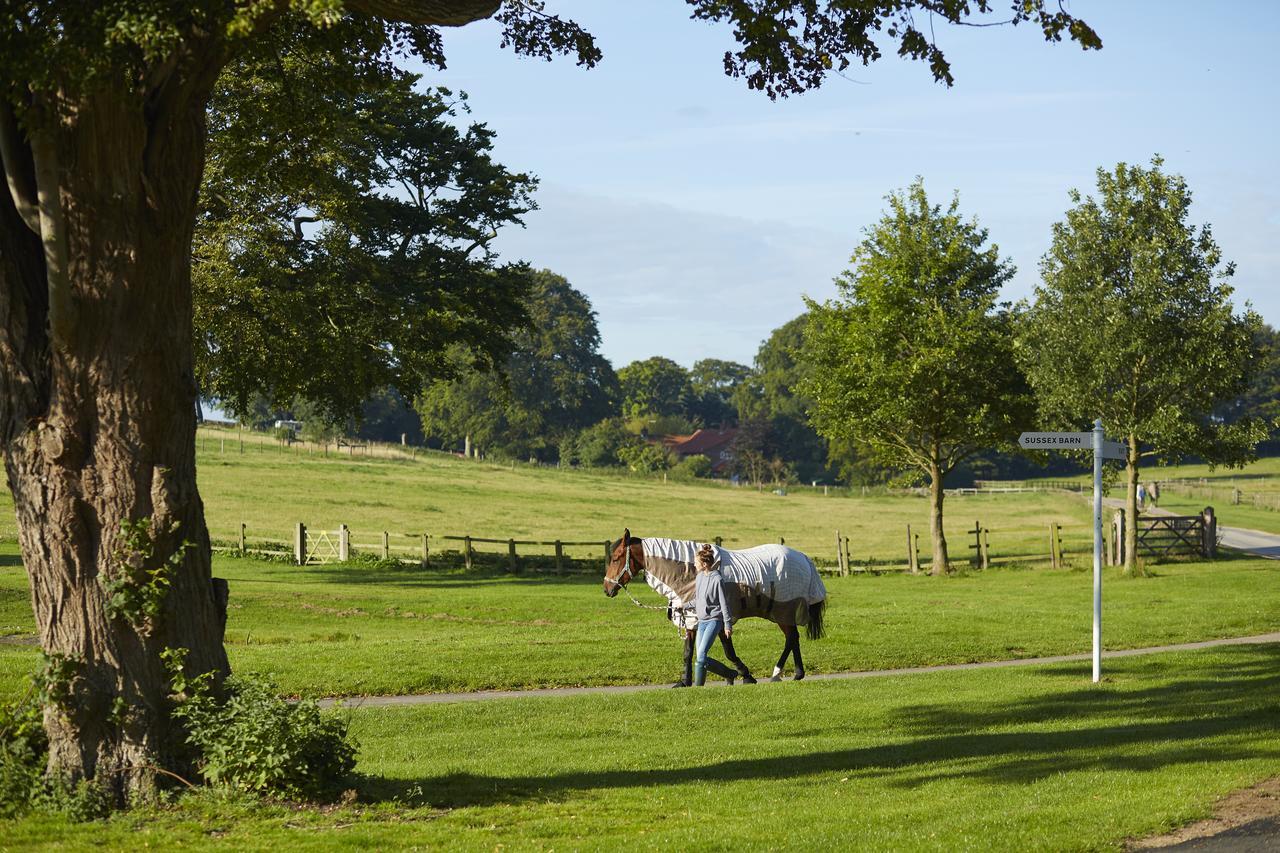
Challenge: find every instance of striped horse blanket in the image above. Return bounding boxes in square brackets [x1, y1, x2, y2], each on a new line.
[640, 538, 827, 630]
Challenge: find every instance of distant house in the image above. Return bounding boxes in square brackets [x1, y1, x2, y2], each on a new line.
[663, 428, 738, 474]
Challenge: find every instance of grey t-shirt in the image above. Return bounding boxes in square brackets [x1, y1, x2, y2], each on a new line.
[694, 569, 736, 625]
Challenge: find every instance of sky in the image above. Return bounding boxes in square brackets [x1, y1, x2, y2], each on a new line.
[410, 0, 1280, 370]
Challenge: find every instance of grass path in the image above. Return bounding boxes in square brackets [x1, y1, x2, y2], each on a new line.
[320, 630, 1280, 708]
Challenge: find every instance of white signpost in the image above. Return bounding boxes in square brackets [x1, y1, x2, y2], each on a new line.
[1019, 420, 1125, 683]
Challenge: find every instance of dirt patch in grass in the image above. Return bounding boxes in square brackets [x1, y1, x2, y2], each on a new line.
[1128, 777, 1280, 849]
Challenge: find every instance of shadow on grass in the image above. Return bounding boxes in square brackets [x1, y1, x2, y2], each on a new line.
[361, 645, 1280, 809]
[0, 553, 24, 568]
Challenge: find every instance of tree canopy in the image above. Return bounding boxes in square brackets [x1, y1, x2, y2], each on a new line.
[194, 20, 538, 421]
[1017, 157, 1264, 575]
[803, 180, 1032, 572]
[618, 356, 694, 422]
[416, 269, 618, 460]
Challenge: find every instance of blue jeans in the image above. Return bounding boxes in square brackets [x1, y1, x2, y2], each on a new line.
[695, 619, 724, 666]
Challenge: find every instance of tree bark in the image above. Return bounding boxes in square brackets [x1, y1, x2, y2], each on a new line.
[928, 458, 949, 575]
[0, 64, 228, 800]
[1123, 435, 1143, 577]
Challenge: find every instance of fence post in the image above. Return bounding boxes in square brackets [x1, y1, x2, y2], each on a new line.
[294, 522, 307, 566]
[1110, 509, 1125, 567]
[604, 539, 611, 564]
[981, 527, 990, 571]
[906, 525, 915, 573]
[714, 536, 722, 547]
[338, 524, 350, 562]
[508, 538, 517, 572]
[381, 531, 390, 561]
[464, 535, 473, 570]
[1201, 506, 1217, 558]
[238, 522, 246, 557]
[1232, 488, 1241, 506]
[835, 529, 844, 575]
[421, 533, 429, 568]
[555, 540, 564, 573]
[843, 536, 851, 576]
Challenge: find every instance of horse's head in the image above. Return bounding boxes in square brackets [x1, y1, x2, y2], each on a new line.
[603, 528, 644, 597]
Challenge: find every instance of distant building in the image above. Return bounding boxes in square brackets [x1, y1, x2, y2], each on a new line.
[663, 428, 738, 474]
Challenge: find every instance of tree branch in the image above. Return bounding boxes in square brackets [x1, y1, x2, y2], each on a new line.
[0, 101, 40, 235]
[27, 119, 75, 350]
[293, 215, 320, 241]
[345, 0, 501, 26]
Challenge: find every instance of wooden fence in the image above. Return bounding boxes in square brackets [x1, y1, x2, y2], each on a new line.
[1158, 479, 1280, 513]
[1107, 507, 1217, 564]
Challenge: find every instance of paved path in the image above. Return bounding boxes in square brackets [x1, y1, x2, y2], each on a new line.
[318, 630, 1280, 709]
[1100, 497, 1280, 559]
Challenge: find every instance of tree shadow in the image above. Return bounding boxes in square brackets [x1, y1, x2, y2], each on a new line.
[0, 554, 24, 568]
[360, 645, 1280, 809]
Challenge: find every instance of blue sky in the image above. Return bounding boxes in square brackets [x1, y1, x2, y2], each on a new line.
[413, 0, 1279, 369]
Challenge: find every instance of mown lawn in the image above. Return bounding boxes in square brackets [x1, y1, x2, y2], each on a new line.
[3, 645, 1278, 850]
[2, 537, 1277, 700]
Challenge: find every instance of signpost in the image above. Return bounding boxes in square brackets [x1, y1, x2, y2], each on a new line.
[1019, 420, 1125, 682]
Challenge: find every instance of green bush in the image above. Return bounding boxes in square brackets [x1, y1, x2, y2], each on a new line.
[0, 692, 45, 818]
[669, 455, 712, 480]
[165, 649, 356, 799]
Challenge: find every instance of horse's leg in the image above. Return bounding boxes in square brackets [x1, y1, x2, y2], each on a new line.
[719, 629, 756, 684]
[792, 628, 805, 680]
[675, 628, 694, 688]
[772, 623, 794, 681]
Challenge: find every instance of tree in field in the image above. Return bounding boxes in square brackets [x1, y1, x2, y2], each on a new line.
[803, 181, 1034, 573]
[416, 270, 618, 460]
[1018, 158, 1264, 576]
[618, 357, 694, 422]
[0, 0, 1098, 796]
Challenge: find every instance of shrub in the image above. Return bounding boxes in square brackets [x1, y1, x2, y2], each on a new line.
[669, 454, 713, 480]
[0, 691, 45, 818]
[164, 649, 356, 799]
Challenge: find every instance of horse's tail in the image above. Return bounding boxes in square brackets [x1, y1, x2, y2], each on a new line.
[806, 600, 826, 641]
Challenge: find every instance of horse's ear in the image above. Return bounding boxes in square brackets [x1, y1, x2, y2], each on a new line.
[623, 528, 631, 543]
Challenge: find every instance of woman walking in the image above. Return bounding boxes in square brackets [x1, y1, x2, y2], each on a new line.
[693, 543, 739, 686]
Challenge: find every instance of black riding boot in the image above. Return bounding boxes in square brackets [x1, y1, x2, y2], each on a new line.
[703, 657, 737, 685]
[673, 630, 694, 687]
[720, 633, 756, 683]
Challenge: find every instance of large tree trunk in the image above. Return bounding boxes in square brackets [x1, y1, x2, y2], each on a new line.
[928, 458, 949, 575]
[1123, 435, 1143, 577]
[0, 71, 228, 801]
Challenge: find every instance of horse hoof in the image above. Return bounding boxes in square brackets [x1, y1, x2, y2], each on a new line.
[741, 674, 757, 684]
[769, 675, 783, 683]
[794, 670, 806, 681]
[671, 681, 688, 689]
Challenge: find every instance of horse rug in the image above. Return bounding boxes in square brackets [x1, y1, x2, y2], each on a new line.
[640, 538, 827, 629]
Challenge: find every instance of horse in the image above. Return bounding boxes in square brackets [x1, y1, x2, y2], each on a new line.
[604, 529, 827, 685]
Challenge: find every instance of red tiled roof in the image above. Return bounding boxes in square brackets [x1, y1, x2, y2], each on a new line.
[667, 428, 737, 456]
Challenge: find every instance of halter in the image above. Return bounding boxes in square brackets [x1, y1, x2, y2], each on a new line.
[603, 540, 639, 590]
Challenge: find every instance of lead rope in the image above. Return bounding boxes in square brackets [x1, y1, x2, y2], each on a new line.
[619, 568, 690, 640]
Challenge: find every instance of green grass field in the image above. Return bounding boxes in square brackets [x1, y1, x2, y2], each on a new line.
[3, 645, 1278, 850]
[2, 437, 1279, 847]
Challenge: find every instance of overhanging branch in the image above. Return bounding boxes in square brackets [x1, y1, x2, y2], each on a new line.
[345, 0, 501, 26]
